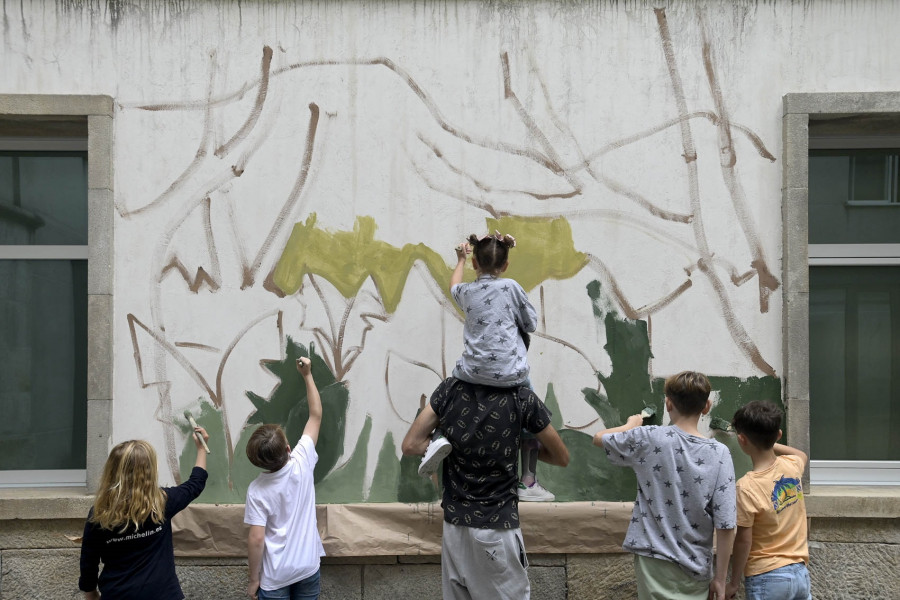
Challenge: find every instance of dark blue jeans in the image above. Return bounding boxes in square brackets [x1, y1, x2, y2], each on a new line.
[257, 570, 321, 600]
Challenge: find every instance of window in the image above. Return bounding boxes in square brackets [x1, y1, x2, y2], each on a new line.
[807, 136, 900, 484]
[0, 135, 89, 486]
[782, 97, 900, 486]
[0, 97, 113, 491]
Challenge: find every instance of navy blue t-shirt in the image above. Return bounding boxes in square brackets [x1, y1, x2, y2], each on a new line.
[79, 466, 207, 599]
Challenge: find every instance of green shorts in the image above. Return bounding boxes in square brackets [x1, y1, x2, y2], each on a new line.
[634, 554, 710, 600]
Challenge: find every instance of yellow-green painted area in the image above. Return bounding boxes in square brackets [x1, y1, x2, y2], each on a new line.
[483, 216, 587, 292]
[274, 214, 449, 313]
[272, 214, 588, 312]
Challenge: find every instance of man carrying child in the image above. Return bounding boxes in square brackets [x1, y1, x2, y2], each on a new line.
[402, 377, 569, 600]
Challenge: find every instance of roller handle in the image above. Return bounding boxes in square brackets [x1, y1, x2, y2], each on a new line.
[185, 411, 211, 454]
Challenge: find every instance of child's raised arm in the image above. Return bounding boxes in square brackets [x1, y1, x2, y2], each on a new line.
[592, 414, 644, 447]
[773, 442, 808, 467]
[297, 357, 323, 445]
[192, 426, 210, 471]
[449, 242, 470, 291]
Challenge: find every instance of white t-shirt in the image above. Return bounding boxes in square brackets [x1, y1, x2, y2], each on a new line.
[244, 435, 325, 590]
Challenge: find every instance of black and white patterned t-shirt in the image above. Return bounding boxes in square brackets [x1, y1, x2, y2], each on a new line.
[430, 377, 552, 529]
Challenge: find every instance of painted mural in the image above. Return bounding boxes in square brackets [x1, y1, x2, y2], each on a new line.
[104, 5, 785, 503]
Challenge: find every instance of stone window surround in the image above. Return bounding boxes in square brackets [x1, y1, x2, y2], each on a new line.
[783, 92, 900, 482]
[0, 94, 113, 491]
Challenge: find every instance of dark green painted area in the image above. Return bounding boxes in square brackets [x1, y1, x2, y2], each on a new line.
[182, 283, 780, 504]
[243, 340, 349, 484]
[178, 400, 252, 503]
[368, 433, 401, 502]
[180, 339, 353, 503]
[315, 416, 372, 503]
[536, 281, 781, 501]
[397, 453, 440, 503]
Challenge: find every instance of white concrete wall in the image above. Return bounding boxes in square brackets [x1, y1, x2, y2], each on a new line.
[4, 0, 900, 491]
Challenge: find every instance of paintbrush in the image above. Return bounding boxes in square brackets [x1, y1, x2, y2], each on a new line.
[184, 410, 211, 454]
[640, 406, 656, 421]
[708, 416, 734, 433]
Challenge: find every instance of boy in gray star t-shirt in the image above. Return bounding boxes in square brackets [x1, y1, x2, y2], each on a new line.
[594, 371, 736, 600]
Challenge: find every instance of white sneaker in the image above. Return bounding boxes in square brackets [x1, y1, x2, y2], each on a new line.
[517, 481, 555, 502]
[418, 437, 452, 477]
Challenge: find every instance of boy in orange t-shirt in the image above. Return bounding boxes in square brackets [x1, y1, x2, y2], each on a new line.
[725, 401, 811, 600]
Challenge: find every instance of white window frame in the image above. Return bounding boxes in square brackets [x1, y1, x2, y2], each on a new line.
[0, 136, 89, 487]
[806, 132, 900, 486]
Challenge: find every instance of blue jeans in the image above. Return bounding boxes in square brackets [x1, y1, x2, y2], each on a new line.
[744, 562, 811, 600]
[257, 570, 321, 600]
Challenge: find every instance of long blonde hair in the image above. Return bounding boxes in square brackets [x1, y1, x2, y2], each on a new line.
[90, 440, 167, 533]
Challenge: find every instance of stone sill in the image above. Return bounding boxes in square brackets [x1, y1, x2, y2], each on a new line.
[0, 487, 94, 520]
[806, 485, 900, 518]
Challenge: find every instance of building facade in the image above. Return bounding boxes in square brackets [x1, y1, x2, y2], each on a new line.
[1, 1, 897, 598]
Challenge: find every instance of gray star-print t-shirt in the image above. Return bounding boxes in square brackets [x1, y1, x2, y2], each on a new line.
[451, 274, 537, 387]
[603, 425, 736, 581]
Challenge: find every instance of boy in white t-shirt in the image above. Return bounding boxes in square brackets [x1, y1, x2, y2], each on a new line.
[244, 356, 325, 600]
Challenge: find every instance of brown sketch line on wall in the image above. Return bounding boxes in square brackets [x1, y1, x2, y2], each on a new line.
[215, 46, 273, 159]
[128, 309, 285, 484]
[499, 51, 582, 194]
[305, 273, 389, 382]
[414, 132, 579, 205]
[242, 102, 320, 290]
[137, 54, 306, 476]
[517, 47, 695, 226]
[698, 18, 780, 313]
[654, 7, 776, 376]
[125, 55, 571, 192]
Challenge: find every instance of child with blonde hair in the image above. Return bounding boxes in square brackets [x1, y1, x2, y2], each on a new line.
[419, 231, 555, 501]
[79, 426, 209, 599]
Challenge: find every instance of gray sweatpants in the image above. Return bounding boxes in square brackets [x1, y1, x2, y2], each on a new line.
[441, 522, 530, 600]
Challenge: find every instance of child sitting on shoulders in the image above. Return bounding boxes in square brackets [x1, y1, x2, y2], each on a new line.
[419, 231, 554, 501]
[725, 400, 811, 600]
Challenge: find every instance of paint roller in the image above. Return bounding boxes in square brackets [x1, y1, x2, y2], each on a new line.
[184, 410, 211, 454]
[708, 416, 735, 433]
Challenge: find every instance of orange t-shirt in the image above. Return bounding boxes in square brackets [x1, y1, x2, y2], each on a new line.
[735, 454, 808, 577]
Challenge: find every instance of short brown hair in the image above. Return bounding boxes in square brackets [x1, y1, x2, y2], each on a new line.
[246, 424, 290, 472]
[732, 401, 783, 450]
[664, 371, 711, 416]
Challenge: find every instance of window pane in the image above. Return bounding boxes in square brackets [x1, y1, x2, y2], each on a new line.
[809, 149, 900, 244]
[0, 152, 87, 245]
[809, 266, 900, 461]
[0, 260, 87, 470]
[0, 156, 13, 206]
